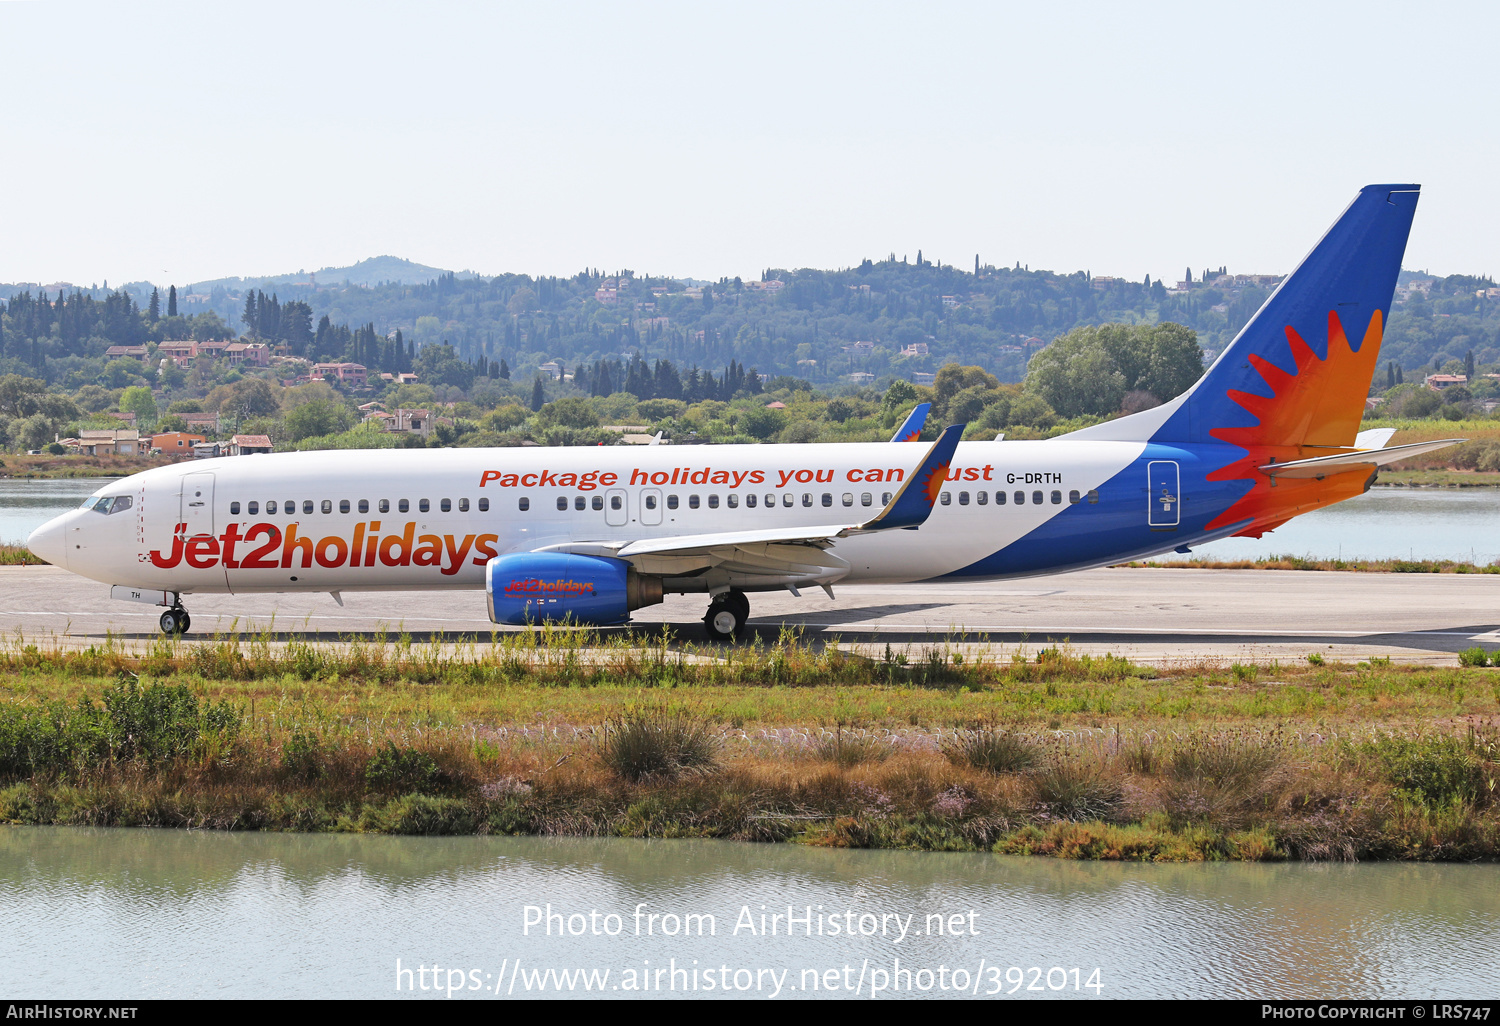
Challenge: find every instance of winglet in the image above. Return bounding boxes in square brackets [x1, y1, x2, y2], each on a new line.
[859, 422, 965, 530]
[888, 402, 931, 442]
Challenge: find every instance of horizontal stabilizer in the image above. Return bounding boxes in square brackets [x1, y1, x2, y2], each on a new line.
[1258, 438, 1464, 479]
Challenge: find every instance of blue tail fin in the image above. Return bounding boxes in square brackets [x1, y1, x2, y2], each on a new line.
[888, 402, 931, 442]
[1062, 184, 1419, 447]
[862, 422, 965, 530]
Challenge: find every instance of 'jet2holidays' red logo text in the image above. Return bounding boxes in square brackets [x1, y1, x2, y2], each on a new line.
[148, 521, 497, 576]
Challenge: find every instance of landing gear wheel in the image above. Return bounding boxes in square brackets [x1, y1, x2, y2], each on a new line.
[725, 589, 750, 624]
[703, 595, 746, 641]
[159, 608, 190, 635]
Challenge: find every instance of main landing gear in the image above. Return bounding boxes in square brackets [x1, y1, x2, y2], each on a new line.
[703, 589, 749, 641]
[159, 604, 191, 635]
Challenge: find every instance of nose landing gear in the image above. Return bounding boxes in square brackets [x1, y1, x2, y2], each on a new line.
[703, 589, 749, 641]
[159, 605, 191, 635]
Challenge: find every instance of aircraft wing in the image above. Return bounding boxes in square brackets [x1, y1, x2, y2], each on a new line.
[536, 423, 965, 584]
[1258, 438, 1464, 479]
[888, 402, 931, 442]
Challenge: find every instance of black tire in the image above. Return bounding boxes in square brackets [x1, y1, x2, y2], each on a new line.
[159, 610, 181, 635]
[726, 589, 750, 624]
[703, 600, 743, 641]
[178, 611, 191, 633]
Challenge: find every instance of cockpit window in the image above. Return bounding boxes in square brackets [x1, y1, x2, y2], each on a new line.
[87, 495, 132, 515]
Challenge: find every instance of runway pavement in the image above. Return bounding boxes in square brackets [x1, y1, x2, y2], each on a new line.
[1, 564, 1497, 665]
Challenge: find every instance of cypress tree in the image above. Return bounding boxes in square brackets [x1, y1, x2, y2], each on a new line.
[148, 288, 160, 321]
[167, 285, 178, 318]
[530, 376, 545, 411]
[499, 358, 510, 379]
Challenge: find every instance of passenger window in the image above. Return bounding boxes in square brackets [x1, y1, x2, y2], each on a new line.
[645, 495, 657, 510]
[1014, 491, 1025, 505]
[610, 495, 622, 510]
[842, 493, 853, 507]
[689, 494, 700, 509]
[801, 493, 812, 507]
[556, 496, 568, 511]
[303, 500, 314, 515]
[358, 499, 369, 513]
[667, 495, 679, 510]
[882, 492, 893, 504]
[379, 499, 390, 513]
[340, 499, 350, 513]
[1033, 490, 1044, 505]
[322, 500, 332, 514]
[1088, 489, 1100, 504]
[574, 496, 586, 511]
[518, 497, 529, 511]
[591, 495, 603, 510]
[479, 498, 490, 512]
[1069, 490, 1081, 504]
[459, 498, 469, 512]
[230, 501, 241, 515]
[708, 494, 719, 509]
[940, 492, 951, 505]
[959, 491, 970, 505]
[285, 499, 294, 514]
[745, 494, 756, 508]
[821, 493, 832, 507]
[725, 494, 736, 508]
[398, 499, 409, 512]
[266, 500, 277, 514]
[995, 491, 1006, 505]
[248, 501, 259, 515]
[419, 499, 430, 513]
[977, 491, 988, 505]
[1051, 490, 1062, 505]
[440, 498, 451, 512]
[861, 492, 872, 506]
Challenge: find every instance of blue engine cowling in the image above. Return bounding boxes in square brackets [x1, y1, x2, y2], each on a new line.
[486, 553, 660, 626]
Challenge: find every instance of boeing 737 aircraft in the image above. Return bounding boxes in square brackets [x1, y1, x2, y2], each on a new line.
[28, 184, 1460, 639]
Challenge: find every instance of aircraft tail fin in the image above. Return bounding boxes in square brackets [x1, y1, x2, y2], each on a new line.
[889, 403, 931, 442]
[1060, 184, 1419, 448]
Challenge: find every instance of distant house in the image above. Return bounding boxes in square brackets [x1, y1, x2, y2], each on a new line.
[899, 342, 929, 357]
[182, 412, 221, 433]
[229, 434, 273, 456]
[538, 361, 564, 381]
[594, 286, 619, 305]
[941, 295, 961, 307]
[379, 372, 420, 385]
[847, 372, 875, 384]
[192, 442, 223, 459]
[224, 342, 271, 366]
[912, 372, 936, 386]
[103, 345, 149, 361]
[105, 411, 137, 425]
[1425, 374, 1468, 391]
[311, 361, 367, 385]
[764, 401, 787, 410]
[156, 341, 198, 365]
[78, 429, 140, 456]
[841, 341, 876, 355]
[150, 431, 206, 454]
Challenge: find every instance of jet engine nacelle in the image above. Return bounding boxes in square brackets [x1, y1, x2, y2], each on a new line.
[485, 552, 662, 626]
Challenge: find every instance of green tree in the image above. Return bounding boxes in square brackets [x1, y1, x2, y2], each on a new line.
[100, 358, 143, 389]
[284, 398, 355, 441]
[120, 385, 158, 427]
[167, 285, 178, 318]
[530, 376, 546, 412]
[739, 406, 786, 440]
[932, 365, 999, 419]
[882, 378, 919, 412]
[536, 396, 599, 429]
[1025, 322, 1203, 419]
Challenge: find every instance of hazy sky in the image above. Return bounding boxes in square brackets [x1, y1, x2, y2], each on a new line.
[3, 0, 1496, 287]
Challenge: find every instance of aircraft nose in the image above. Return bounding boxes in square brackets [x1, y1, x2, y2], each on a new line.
[26, 514, 68, 568]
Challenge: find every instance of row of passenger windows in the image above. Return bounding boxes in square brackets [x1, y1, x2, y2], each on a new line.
[939, 489, 1101, 506]
[229, 497, 491, 516]
[228, 489, 1103, 517]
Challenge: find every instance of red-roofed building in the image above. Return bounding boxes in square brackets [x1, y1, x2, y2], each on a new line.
[229, 434, 273, 455]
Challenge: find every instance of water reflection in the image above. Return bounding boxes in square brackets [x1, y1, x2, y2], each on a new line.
[1, 827, 1496, 998]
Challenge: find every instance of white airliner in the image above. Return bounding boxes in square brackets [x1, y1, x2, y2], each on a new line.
[28, 185, 1458, 638]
